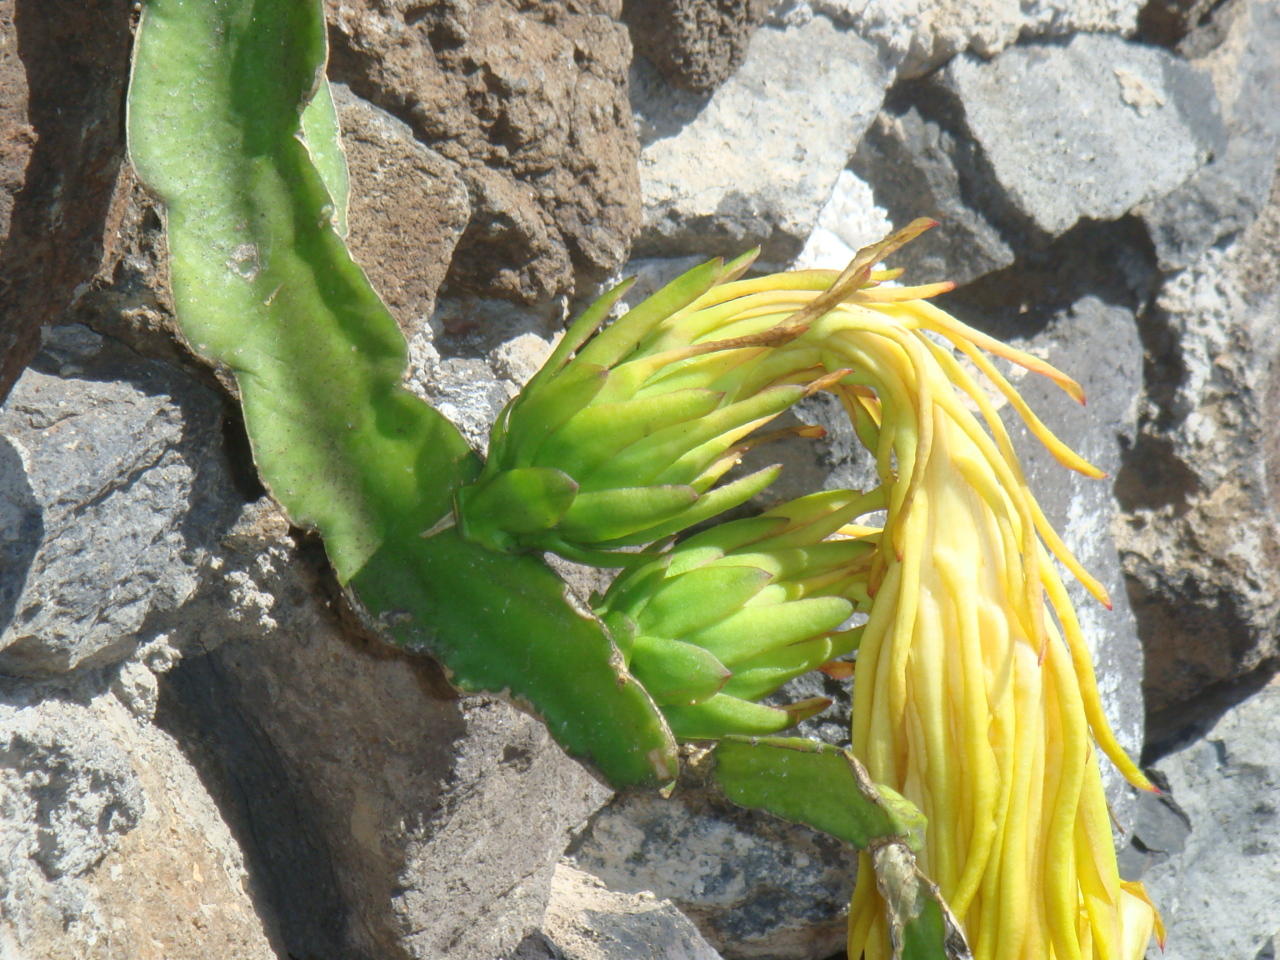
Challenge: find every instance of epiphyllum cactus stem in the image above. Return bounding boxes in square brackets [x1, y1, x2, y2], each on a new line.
[773, 222, 1164, 960]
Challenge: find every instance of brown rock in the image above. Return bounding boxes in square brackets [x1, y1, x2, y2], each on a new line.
[0, 0, 132, 402]
[326, 0, 641, 304]
[334, 83, 471, 337]
[623, 0, 769, 92]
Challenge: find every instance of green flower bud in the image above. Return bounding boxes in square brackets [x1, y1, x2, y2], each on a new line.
[595, 490, 883, 738]
[452, 254, 845, 562]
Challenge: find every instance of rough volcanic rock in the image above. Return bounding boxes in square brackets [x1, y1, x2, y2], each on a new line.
[849, 103, 1014, 285]
[632, 13, 887, 263]
[1138, 0, 1280, 270]
[1133, 677, 1280, 960]
[623, 0, 768, 92]
[0, 691, 278, 960]
[934, 33, 1221, 241]
[326, 0, 641, 303]
[572, 786, 856, 960]
[156, 502, 612, 960]
[0, 0, 132, 402]
[0, 325, 241, 677]
[517, 863, 726, 960]
[334, 83, 472, 335]
[811, 0, 1142, 77]
[1116, 178, 1280, 737]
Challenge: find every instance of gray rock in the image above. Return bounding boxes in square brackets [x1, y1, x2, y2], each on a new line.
[0, 325, 241, 676]
[517, 863, 726, 960]
[1136, 678, 1280, 960]
[937, 34, 1221, 239]
[572, 787, 855, 960]
[0, 692, 277, 960]
[1139, 0, 1280, 269]
[1115, 199, 1280, 734]
[634, 15, 888, 263]
[156, 506, 612, 960]
[810, 0, 1142, 77]
[849, 106, 1015, 285]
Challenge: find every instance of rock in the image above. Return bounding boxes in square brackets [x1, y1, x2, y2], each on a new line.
[0, 0, 132, 401]
[633, 14, 888, 263]
[623, 0, 768, 92]
[517, 863, 726, 959]
[327, 0, 641, 303]
[848, 104, 1014, 285]
[791, 169, 892, 271]
[0, 691, 278, 960]
[333, 83, 472, 335]
[1133, 677, 1280, 959]
[0, 325, 242, 676]
[810, 0, 1142, 77]
[572, 787, 856, 960]
[1116, 181, 1280, 737]
[1138, 0, 1280, 270]
[155, 506, 612, 960]
[935, 34, 1221, 240]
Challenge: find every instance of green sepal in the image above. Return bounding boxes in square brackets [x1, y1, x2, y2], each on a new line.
[595, 384, 805, 489]
[558, 484, 698, 542]
[687, 595, 854, 665]
[665, 516, 791, 572]
[629, 635, 731, 705]
[453, 467, 578, 549]
[663, 693, 830, 740]
[501, 363, 610, 469]
[599, 464, 783, 548]
[616, 563, 773, 638]
[538, 388, 724, 480]
[575, 257, 725, 370]
[719, 627, 861, 701]
[523, 276, 637, 396]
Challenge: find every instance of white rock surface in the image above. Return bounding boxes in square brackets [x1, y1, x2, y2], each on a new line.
[634, 14, 888, 263]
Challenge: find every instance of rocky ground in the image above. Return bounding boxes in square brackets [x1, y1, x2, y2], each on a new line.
[2, 0, 1279, 957]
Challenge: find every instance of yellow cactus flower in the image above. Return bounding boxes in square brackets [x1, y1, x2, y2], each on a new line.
[684, 221, 1164, 960]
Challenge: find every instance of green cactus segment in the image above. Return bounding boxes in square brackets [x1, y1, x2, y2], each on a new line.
[350, 530, 678, 786]
[128, 0, 678, 788]
[712, 739, 969, 960]
[128, 0, 461, 580]
[712, 736, 924, 848]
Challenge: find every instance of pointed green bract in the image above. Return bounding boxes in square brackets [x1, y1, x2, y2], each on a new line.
[629, 635, 731, 705]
